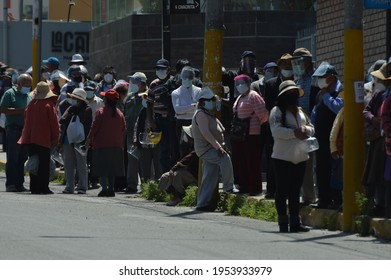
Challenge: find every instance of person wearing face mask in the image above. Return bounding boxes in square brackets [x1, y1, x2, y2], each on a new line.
[238, 51, 259, 81]
[291, 48, 319, 206]
[123, 72, 148, 194]
[58, 65, 84, 106]
[311, 61, 344, 209]
[83, 80, 104, 190]
[147, 59, 173, 173]
[0, 74, 33, 192]
[59, 88, 93, 194]
[171, 66, 201, 158]
[269, 80, 313, 232]
[363, 62, 391, 217]
[96, 66, 117, 98]
[192, 87, 239, 212]
[231, 75, 268, 196]
[262, 53, 294, 199]
[42, 56, 66, 95]
[250, 62, 279, 96]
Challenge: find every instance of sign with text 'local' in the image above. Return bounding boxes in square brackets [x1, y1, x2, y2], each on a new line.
[364, 0, 391, 9]
[171, 0, 200, 14]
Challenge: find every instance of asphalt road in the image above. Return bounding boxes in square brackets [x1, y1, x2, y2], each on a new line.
[1, 173, 391, 260]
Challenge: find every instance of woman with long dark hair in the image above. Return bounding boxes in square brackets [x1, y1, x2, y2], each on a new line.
[85, 89, 126, 197]
[269, 80, 314, 232]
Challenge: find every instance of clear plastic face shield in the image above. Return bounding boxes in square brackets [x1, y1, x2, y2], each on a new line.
[291, 57, 306, 80]
[241, 57, 256, 76]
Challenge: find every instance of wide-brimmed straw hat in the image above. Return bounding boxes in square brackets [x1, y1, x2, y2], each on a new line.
[371, 62, 391, 81]
[278, 80, 304, 97]
[67, 88, 88, 103]
[34, 81, 57, 100]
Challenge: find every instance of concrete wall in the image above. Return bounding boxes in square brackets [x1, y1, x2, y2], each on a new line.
[89, 10, 315, 81]
[0, 21, 91, 72]
[316, 0, 387, 81]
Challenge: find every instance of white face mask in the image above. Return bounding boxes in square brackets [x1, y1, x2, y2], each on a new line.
[156, 69, 168, 80]
[236, 84, 249, 94]
[104, 73, 113, 84]
[374, 82, 386, 93]
[317, 77, 329, 89]
[280, 69, 293, 78]
[182, 78, 192, 88]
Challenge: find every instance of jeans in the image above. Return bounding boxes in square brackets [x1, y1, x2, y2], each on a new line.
[197, 148, 234, 208]
[5, 126, 27, 188]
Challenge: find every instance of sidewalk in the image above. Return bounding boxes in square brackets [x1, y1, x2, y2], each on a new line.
[1, 147, 390, 240]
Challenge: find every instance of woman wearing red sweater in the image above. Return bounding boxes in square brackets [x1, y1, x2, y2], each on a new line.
[85, 89, 126, 197]
[18, 81, 59, 194]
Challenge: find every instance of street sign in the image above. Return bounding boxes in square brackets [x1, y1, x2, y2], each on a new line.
[170, 0, 200, 14]
[364, 0, 391, 9]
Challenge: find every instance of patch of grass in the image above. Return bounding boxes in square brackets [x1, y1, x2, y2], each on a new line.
[50, 175, 66, 185]
[140, 182, 278, 223]
[355, 192, 374, 237]
[140, 180, 170, 202]
[179, 186, 198, 207]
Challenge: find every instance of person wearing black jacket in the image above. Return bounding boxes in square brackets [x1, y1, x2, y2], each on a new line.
[59, 88, 92, 194]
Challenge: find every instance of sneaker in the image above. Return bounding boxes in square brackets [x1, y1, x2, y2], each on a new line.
[224, 185, 240, 194]
[77, 190, 86, 194]
[62, 189, 74, 194]
[166, 197, 182, 206]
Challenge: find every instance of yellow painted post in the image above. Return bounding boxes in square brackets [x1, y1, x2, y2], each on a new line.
[198, 0, 224, 208]
[343, 0, 365, 231]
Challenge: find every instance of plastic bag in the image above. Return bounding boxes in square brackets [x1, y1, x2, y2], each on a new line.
[25, 155, 39, 175]
[299, 137, 319, 153]
[139, 132, 162, 146]
[67, 115, 85, 144]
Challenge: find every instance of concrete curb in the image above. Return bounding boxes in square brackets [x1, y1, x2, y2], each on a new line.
[2, 159, 390, 240]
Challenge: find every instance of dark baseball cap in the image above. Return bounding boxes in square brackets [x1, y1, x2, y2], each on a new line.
[263, 62, 278, 70]
[42, 57, 60, 66]
[155, 59, 170, 68]
[241, 51, 256, 59]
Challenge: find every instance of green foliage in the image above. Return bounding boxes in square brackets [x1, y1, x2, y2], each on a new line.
[179, 186, 198, 207]
[139, 0, 161, 13]
[140, 180, 170, 202]
[355, 192, 374, 237]
[50, 175, 66, 185]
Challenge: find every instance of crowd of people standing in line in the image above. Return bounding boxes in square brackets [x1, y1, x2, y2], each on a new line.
[1, 47, 391, 234]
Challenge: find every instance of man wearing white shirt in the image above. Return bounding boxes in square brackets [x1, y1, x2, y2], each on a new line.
[171, 66, 201, 158]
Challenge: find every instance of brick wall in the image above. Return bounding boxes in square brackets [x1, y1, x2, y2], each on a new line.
[316, 0, 387, 81]
[90, 10, 314, 81]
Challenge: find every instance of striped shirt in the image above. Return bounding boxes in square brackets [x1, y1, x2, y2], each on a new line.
[233, 90, 268, 135]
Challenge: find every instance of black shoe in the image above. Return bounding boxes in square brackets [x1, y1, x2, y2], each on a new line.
[16, 186, 28, 192]
[124, 188, 138, 194]
[42, 190, 54, 195]
[195, 206, 214, 212]
[98, 190, 108, 197]
[106, 189, 115, 197]
[264, 193, 275, 199]
[88, 183, 101, 190]
[290, 224, 310, 233]
[279, 224, 289, 233]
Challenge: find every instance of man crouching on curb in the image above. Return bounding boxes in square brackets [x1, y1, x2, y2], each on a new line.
[158, 125, 198, 206]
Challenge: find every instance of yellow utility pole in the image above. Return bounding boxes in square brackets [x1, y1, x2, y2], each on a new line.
[343, 0, 365, 231]
[198, 0, 224, 208]
[32, 0, 42, 87]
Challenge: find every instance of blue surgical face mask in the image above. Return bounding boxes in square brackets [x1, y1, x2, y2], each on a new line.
[130, 83, 139, 93]
[86, 90, 95, 99]
[203, 100, 215, 111]
[182, 78, 192, 88]
[236, 84, 249, 94]
[20, 87, 31, 94]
